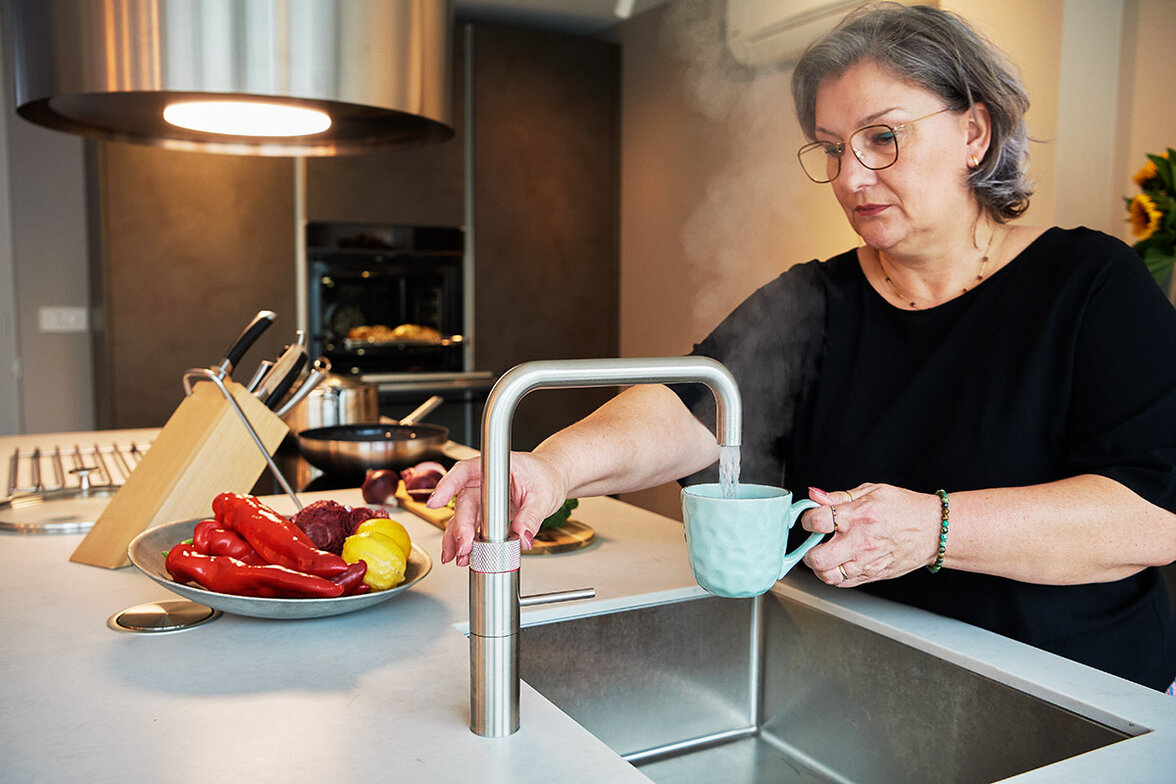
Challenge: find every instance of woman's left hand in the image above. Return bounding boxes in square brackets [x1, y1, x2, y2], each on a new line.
[800, 483, 942, 587]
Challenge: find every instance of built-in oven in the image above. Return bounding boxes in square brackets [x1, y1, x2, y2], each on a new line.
[306, 222, 465, 377]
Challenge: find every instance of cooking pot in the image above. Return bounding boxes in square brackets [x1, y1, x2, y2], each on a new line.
[281, 374, 378, 432]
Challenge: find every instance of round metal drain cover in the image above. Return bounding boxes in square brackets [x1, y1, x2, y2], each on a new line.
[108, 600, 222, 633]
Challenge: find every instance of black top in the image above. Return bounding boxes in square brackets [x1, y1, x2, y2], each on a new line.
[673, 227, 1176, 690]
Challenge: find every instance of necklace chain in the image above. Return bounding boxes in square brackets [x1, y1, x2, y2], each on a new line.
[877, 228, 998, 309]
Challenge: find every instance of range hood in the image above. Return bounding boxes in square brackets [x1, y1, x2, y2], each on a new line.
[8, 0, 454, 156]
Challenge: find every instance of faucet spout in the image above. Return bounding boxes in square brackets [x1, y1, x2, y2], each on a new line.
[469, 356, 742, 737]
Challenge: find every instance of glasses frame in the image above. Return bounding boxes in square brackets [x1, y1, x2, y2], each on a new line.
[797, 108, 951, 184]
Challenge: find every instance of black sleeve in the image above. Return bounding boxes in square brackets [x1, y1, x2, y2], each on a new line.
[1064, 237, 1176, 512]
[669, 260, 827, 486]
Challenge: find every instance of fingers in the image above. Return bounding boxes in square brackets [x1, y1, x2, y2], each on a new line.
[427, 458, 478, 509]
[817, 560, 862, 587]
[441, 487, 481, 566]
[801, 498, 843, 535]
[809, 484, 872, 506]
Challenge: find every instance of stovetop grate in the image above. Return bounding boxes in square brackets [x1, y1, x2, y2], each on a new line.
[6, 440, 153, 498]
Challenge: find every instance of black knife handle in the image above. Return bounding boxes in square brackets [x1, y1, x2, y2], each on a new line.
[218, 310, 276, 376]
[264, 351, 308, 409]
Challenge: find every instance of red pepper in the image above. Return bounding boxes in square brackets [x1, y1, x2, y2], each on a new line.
[192, 519, 265, 565]
[213, 492, 349, 578]
[165, 543, 345, 598]
[331, 560, 371, 596]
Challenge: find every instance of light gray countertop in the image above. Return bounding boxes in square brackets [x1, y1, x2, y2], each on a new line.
[2, 429, 1175, 782]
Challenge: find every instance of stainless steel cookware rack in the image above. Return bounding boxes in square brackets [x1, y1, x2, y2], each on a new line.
[6, 440, 152, 498]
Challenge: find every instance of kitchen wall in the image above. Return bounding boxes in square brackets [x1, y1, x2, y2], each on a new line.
[0, 12, 94, 436]
[0, 40, 18, 436]
[611, 0, 1176, 519]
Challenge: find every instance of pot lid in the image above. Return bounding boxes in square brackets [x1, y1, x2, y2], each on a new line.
[0, 486, 120, 534]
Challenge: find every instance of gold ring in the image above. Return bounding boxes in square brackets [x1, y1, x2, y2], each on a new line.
[830, 505, 839, 532]
[844, 489, 854, 503]
[838, 563, 849, 581]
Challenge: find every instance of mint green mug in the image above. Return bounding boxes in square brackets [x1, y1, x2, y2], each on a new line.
[681, 483, 822, 598]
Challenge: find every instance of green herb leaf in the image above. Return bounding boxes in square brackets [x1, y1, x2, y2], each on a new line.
[540, 498, 579, 530]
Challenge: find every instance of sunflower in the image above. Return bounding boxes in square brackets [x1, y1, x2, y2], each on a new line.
[1132, 159, 1160, 189]
[1128, 192, 1163, 240]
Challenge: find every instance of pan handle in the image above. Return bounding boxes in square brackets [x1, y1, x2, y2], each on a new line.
[398, 395, 444, 426]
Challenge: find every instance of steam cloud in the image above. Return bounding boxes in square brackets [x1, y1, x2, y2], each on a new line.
[657, 0, 831, 487]
[660, 0, 819, 338]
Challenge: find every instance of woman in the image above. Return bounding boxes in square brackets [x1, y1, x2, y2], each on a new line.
[429, 4, 1176, 691]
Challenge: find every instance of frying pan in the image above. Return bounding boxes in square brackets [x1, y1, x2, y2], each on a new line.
[296, 396, 448, 476]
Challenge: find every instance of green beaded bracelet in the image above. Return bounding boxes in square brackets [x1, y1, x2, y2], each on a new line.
[927, 489, 950, 574]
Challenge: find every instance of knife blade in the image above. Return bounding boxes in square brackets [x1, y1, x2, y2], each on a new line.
[213, 310, 276, 379]
[244, 360, 274, 394]
[253, 330, 306, 402]
[263, 350, 308, 410]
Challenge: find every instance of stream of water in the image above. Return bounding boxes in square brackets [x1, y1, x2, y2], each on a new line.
[718, 444, 741, 498]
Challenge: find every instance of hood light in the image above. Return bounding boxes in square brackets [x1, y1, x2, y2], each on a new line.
[8, 0, 454, 156]
[163, 101, 332, 138]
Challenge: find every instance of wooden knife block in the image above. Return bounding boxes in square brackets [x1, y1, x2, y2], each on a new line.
[70, 379, 289, 569]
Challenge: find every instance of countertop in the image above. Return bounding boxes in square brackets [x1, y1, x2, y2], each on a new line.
[3, 430, 1176, 782]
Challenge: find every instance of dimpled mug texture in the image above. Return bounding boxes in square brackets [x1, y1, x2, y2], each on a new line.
[681, 483, 802, 598]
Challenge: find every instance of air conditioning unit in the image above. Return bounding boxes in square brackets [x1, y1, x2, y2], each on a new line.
[725, 0, 915, 68]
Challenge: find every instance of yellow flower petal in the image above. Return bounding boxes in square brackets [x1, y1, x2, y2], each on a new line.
[1133, 160, 1159, 188]
[1128, 193, 1162, 240]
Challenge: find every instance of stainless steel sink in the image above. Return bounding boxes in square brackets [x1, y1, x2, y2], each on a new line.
[519, 589, 1134, 783]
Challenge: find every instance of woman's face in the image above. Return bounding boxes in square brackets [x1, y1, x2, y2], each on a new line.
[813, 59, 985, 257]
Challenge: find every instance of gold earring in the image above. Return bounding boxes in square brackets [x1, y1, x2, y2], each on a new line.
[969, 155, 980, 168]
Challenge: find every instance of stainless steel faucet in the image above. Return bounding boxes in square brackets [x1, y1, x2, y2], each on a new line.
[469, 356, 742, 737]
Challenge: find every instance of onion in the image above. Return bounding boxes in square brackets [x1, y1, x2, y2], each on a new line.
[401, 461, 446, 504]
[362, 468, 400, 505]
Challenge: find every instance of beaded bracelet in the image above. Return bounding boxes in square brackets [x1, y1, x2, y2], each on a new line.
[927, 489, 950, 574]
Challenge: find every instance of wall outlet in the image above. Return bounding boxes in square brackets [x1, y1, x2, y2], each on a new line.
[38, 306, 89, 333]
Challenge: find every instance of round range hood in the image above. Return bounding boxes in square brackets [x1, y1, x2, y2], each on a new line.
[8, 0, 454, 156]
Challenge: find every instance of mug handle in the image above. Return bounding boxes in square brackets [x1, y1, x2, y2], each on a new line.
[777, 498, 823, 580]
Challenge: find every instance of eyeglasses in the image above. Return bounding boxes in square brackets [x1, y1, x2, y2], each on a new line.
[797, 108, 950, 183]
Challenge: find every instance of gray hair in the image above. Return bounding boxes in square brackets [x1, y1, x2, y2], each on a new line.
[791, 3, 1032, 222]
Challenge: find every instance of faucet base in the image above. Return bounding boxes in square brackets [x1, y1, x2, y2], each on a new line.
[470, 568, 521, 736]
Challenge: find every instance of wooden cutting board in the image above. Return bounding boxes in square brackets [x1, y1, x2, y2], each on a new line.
[394, 485, 594, 554]
[395, 484, 453, 530]
[527, 518, 595, 555]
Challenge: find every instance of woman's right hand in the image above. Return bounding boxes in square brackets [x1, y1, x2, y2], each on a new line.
[427, 451, 571, 567]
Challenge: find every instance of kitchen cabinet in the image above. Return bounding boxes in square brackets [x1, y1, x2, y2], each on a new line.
[468, 24, 620, 450]
[92, 23, 620, 449]
[308, 24, 621, 450]
[92, 146, 298, 429]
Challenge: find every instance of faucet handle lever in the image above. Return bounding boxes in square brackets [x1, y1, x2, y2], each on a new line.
[519, 587, 596, 608]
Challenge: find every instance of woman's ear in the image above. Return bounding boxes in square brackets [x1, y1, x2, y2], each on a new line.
[965, 101, 993, 167]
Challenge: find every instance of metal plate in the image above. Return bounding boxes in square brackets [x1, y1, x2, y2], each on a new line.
[107, 599, 222, 633]
[127, 518, 432, 619]
[0, 486, 120, 534]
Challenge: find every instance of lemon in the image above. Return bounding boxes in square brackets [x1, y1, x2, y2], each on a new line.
[341, 531, 407, 591]
[356, 517, 412, 560]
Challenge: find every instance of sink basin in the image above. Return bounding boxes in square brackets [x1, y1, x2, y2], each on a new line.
[519, 587, 1135, 783]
